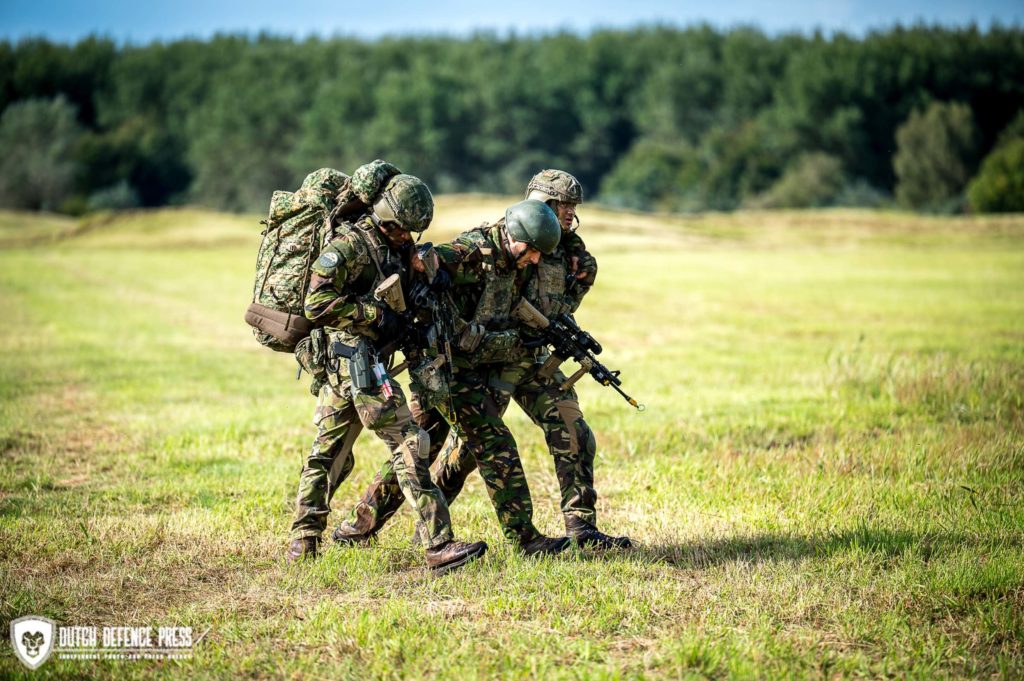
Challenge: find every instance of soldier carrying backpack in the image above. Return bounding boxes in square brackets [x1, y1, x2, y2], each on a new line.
[245, 161, 487, 574]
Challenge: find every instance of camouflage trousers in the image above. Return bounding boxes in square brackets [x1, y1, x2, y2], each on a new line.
[341, 357, 598, 541]
[288, 375, 453, 549]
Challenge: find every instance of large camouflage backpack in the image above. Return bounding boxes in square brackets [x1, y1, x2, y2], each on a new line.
[244, 161, 401, 352]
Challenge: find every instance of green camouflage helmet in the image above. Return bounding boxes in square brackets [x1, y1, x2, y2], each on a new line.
[505, 199, 561, 255]
[372, 174, 434, 232]
[301, 167, 348, 193]
[526, 169, 583, 205]
[351, 159, 402, 204]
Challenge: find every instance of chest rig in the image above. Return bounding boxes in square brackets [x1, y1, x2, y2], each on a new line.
[464, 224, 519, 329]
[349, 217, 407, 292]
[457, 224, 528, 367]
[530, 244, 571, 317]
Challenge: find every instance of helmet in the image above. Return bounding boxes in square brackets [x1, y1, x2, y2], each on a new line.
[525, 169, 583, 205]
[301, 167, 348, 193]
[505, 199, 561, 255]
[372, 174, 434, 232]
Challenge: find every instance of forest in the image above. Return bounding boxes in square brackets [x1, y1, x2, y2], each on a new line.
[1, 25, 1022, 215]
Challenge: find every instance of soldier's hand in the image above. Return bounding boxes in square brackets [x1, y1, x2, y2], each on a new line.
[411, 251, 426, 273]
[575, 252, 597, 285]
[429, 267, 452, 292]
[376, 307, 403, 339]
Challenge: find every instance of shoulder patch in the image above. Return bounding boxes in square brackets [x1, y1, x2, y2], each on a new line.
[318, 252, 340, 268]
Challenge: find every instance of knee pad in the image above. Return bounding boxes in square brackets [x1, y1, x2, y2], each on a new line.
[577, 420, 596, 462]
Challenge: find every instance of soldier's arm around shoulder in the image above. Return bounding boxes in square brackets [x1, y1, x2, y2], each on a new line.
[304, 232, 376, 329]
[564, 233, 597, 310]
[435, 230, 492, 286]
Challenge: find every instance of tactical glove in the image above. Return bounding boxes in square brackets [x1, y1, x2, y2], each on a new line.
[376, 307, 403, 340]
[574, 251, 598, 286]
[429, 268, 452, 292]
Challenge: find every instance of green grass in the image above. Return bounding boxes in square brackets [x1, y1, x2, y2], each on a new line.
[1, 201, 1022, 679]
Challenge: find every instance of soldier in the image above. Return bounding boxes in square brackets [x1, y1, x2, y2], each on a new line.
[286, 169, 487, 575]
[422, 199, 571, 555]
[335, 180, 631, 550]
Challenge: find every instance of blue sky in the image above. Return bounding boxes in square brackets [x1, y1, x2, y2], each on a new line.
[1, 0, 1020, 43]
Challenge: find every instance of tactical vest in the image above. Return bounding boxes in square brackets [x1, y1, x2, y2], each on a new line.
[532, 246, 570, 317]
[327, 217, 406, 347]
[350, 217, 401, 293]
[456, 224, 526, 367]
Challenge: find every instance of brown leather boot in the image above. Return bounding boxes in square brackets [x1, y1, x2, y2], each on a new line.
[425, 539, 488, 575]
[518, 534, 571, 557]
[331, 520, 376, 546]
[565, 516, 633, 550]
[286, 537, 320, 562]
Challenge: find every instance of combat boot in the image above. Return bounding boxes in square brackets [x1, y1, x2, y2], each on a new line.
[286, 537, 320, 562]
[565, 516, 633, 550]
[518, 534, 572, 557]
[331, 520, 376, 546]
[425, 539, 488, 575]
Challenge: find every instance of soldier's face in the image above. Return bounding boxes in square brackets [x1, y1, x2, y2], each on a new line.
[516, 245, 542, 269]
[507, 239, 541, 268]
[382, 225, 413, 248]
[553, 202, 577, 231]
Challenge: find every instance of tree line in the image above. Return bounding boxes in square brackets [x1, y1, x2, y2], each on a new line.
[1, 25, 1022, 215]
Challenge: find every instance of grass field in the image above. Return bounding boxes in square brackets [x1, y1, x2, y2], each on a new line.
[1, 199, 1022, 679]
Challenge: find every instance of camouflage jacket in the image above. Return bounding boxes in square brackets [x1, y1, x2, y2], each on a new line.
[435, 221, 537, 367]
[304, 215, 411, 349]
[525, 230, 596, 317]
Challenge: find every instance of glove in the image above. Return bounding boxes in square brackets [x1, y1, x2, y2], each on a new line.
[376, 306, 403, 340]
[429, 268, 452, 292]
[574, 252, 598, 287]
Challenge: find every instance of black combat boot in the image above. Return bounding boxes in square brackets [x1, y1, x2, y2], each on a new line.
[425, 539, 488, 575]
[518, 534, 572, 557]
[331, 520, 376, 546]
[565, 516, 633, 550]
[286, 537, 320, 562]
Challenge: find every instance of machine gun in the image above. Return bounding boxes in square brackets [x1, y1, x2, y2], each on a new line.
[511, 298, 644, 411]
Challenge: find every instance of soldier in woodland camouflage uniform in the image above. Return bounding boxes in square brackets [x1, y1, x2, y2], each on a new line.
[427, 199, 571, 554]
[334, 171, 632, 550]
[287, 164, 486, 574]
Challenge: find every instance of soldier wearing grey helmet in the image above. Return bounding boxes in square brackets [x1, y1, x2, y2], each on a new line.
[418, 199, 571, 555]
[286, 163, 487, 575]
[428, 170, 630, 548]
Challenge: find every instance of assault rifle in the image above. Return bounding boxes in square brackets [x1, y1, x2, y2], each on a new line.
[372, 245, 455, 380]
[511, 298, 644, 411]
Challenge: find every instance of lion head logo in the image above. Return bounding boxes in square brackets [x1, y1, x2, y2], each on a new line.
[21, 630, 45, 657]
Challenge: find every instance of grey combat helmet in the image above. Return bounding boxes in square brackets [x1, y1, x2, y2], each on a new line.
[505, 199, 561, 255]
[372, 174, 434, 232]
[526, 169, 584, 205]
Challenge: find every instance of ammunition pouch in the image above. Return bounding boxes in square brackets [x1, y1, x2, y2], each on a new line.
[408, 354, 450, 411]
[470, 329, 524, 366]
[294, 328, 329, 395]
[457, 322, 486, 353]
